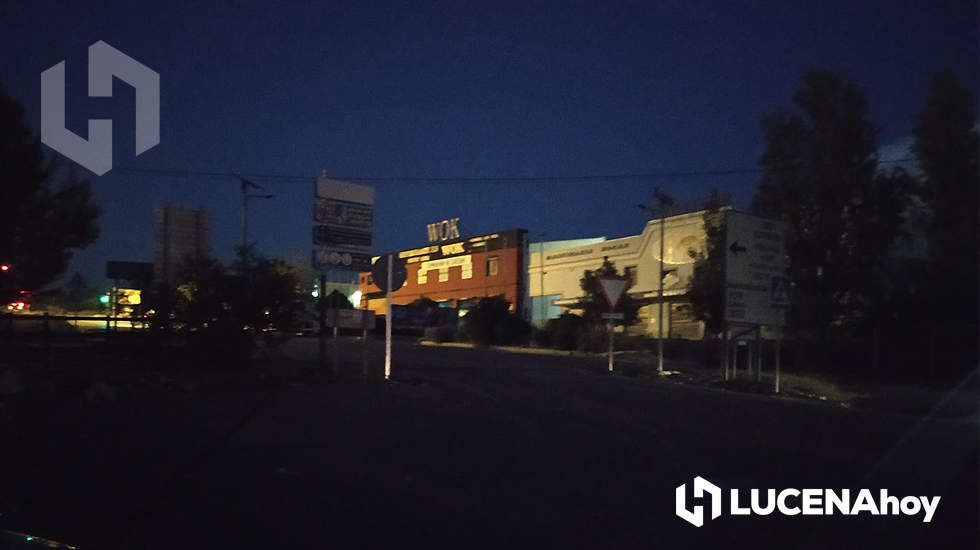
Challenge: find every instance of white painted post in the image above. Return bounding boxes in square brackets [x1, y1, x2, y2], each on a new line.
[608, 320, 614, 373]
[384, 254, 393, 381]
[362, 326, 369, 379]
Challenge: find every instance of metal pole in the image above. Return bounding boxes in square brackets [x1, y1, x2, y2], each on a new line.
[746, 334, 753, 379]
[362, 326, 369, 379]
[539, 238, 546, 325]
[722, 325, 730, 381]
[384, 254, 393, 381]
[240, 179, 248, 260]
[732, 339, 738, 380]
[607, 320, 614, 373]
[755, 326, 762, 382]
[657, 213, 665, 373]
[774, 338, 782, 393]
[332, 310, 339, 376]
[318, 273, 326, 366]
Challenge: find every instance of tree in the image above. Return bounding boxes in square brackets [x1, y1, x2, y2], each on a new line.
[321, 289, 353, 309]
[912, 70, 979, 325]
[686, 189, 727, 336]
[173, 255, 231, 329]
[577, 257, 640, 326]
[0, 84, 99, 299]
[61, 271, 96, 312]
[242, 257, 304, 333]
[751, 70, 909, 358]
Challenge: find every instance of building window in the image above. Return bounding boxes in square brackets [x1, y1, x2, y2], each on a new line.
[486, 256, 499, 277]
[417, 269, 428, 285]
[438, 267, 449, 282]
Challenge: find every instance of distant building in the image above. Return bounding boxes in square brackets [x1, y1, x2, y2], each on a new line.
[153, 206, 211, 285]
[359, 227, 528, 317]
[528, 210, 720, 339]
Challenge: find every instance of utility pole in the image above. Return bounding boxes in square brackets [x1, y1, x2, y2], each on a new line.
[236, 176, 275, 272]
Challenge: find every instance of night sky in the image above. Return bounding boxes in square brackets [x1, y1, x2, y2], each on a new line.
[1, 1, 977, 286]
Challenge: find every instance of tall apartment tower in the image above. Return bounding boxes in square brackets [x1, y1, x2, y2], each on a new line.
[153, 205, 211, 285]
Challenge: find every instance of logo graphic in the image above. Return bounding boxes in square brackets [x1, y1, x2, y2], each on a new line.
[41, 41, 159, 175]
[676, 476, 722, 527]
[675, 476, 941, 527]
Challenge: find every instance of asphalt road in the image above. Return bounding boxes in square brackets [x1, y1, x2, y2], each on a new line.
[2, 337, 977, 549]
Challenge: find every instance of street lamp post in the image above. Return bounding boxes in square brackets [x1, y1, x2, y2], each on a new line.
[653, 188, 674, 374]
[538, 232, 547, 326]
[639, 188, 674, 374]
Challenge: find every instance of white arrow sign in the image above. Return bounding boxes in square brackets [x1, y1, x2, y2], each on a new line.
[598, 277, 628, 310]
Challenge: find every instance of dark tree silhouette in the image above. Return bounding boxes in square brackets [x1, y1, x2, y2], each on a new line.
[751, 70, 909, 360]
[61, 271, 96, 312]
[0, 83, 99, 300]
[686, 190, 727, 336]
[912, 70, 979, 325]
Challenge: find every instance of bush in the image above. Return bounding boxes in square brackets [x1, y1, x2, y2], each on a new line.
[543, 313, 588, 351]
[424, 325, 456, 343]
[532, 327, 553, 348]
[460, 296, 531, 346]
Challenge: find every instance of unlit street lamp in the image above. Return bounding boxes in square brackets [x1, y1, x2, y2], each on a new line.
[638, 187, 674, 374]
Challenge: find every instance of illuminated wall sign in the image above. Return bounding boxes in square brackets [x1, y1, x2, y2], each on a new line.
[418, 254, 474, 284]
[440, 242, 465, 256]
[427, 218, 461, 243]
[380, 229, 522, 267]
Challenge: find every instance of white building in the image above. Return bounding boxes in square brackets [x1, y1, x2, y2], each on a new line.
[528, 210, 715, 339]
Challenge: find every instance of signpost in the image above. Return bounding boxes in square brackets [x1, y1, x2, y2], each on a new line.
[722, 211, 787, 389]
[598, 277, 628, 373]
[314, 173, 375, 369]
[371, 253, 408, 380]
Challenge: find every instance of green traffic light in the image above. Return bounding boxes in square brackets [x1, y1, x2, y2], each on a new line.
[99, 294, 110, 304]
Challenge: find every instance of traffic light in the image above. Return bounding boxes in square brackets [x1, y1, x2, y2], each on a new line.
[0, 264, 9, 272]
[99, 293, 110, 305]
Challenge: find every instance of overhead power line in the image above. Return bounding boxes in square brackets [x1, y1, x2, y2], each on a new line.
[114, 157, 917, 184]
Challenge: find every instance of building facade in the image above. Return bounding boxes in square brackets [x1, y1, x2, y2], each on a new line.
[528, 210, 715, 339]
[359, 228, 528, 316]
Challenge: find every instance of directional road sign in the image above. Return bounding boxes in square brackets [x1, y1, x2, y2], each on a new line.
[371, 254, 408, 293]
[724, 211, 787, 326]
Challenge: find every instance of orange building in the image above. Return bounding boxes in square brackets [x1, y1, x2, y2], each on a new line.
[359, 228, 528, 316]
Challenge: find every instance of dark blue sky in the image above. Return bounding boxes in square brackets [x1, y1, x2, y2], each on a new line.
[1, 1, 977, 285]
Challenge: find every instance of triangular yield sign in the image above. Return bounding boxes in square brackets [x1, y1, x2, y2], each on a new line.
[599, 277, 628, 309]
